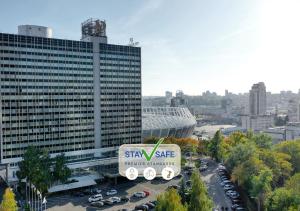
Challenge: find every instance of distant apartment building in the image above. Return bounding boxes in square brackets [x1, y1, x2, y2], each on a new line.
[0, 19, 141, 185]
[241, 82, 273, 131]
[287, 99, 300, 122]
[165, 91, 172, 104]
[249, 82, 267, 115]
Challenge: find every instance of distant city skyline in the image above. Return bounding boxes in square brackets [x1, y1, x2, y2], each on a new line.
[1, 0, 300, 95]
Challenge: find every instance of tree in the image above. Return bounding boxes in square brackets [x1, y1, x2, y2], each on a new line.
[265, 188, 300, 211]
[188, 171, 213, 211]
[156, 189, 187, 211]
[17, 146, 52, 194]
[226, 142, 256, 172]
[250, 168, 273, 211]
[285, 173, 300, 194]
[178, 179, 187, 204]
[231, 156, 266, 190]
[53, 153, 71, 183]
[258, 149, 292, 186]
[0, 188, 17, 211]
[252, 133, 273, 149]
[208, 130, 223, 162]
[274, 140, 300, 173]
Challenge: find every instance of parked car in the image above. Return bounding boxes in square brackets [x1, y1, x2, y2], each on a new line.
[120, 196, 130, 202]
[150, 200, 157, 206]
[103, 199, 114, 205]
[223, 184, 235, 191]
[133, 192, 146, 198]
[108, 196, 121, 204]
[199, 165, 208, 172]
[185, 180, 192, 187]
[143, 191, 150, 196]
[220, 180, 232, 186]
[91, 187, 102, 194]
[167, 185, 180, 190]
[231, 203, 244, 210]
[220, 175, 230, 181]
[200, 160, 208, 166]
[90, 201, 104, 207]
[135, 204, 149, 211]
[235, 207, 246, 211]
[226, 190, 240, 199]
[106, 189, 117, 196]
[145, 202, 155, 209]
[72, 192, 85, 197]
[82, 189, 92, 195]
[231, 199, 243, 204]
[88, 194, 103, 203]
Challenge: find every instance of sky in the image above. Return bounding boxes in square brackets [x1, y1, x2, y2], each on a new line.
[1, 0, 300, 96]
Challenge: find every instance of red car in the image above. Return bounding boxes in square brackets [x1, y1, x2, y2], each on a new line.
[143, 191, 150, 196]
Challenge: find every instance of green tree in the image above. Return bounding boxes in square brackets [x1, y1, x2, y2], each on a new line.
[226, 142, 256, 172]
[285, 173, 300, 195]
[208, 130, 223, 162]
[156, 189, 187, 211]
[265, 188, 300, 211]
[252, 133, 272, 149]
[0, 188, 17, 211]
[258, 149, 292, 186]
[274, 140, 300, 173]
[231, 156, 266, 190]
[17, 146, 52, 194]
[250, 168, 273, 211]
[53, 153, 71, 183]
[178, 179, 187, 204]
[188, 171, 213, 211]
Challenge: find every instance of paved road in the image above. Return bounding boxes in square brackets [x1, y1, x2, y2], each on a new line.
[200, 157, 231, 210]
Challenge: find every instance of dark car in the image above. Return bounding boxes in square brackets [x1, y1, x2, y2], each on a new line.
[150, 200, 157, 206]
[167, 185, 180, 190]
[231, 199, 243, 204]
[135, 204, 149, 211]
[72, 192, 85, 197]
[121, 196, 130, 202]
[232, 203, 245, 210]
[145, 202, 155, 209]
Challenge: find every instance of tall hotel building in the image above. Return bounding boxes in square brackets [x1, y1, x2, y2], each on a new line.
[0, 19, 141, 186]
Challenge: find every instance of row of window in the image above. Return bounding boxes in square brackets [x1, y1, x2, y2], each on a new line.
[1, 57, 93, 65]
[0, 64, 93, 71]
[1, 49, 93, 59]
[0, 33, 92, 49]
[1, 70, 93, 77]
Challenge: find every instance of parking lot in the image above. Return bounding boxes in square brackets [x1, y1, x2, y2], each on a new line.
[47, 175, 182, 211]
[46, 156, 247, 211]
[200, 158, 232, 210]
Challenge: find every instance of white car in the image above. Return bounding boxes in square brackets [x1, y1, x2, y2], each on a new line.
[88, 194, 103, 203]
[90, 201, 104, 207]
[133, 192, 146, 198]
[106, 189, 117, 196]
[109, 196, 121, 203]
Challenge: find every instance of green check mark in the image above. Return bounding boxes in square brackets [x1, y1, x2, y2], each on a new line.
[142, 138, 164, 161]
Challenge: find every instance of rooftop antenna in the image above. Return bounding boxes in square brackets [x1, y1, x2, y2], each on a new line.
[129, 37, 139, 46]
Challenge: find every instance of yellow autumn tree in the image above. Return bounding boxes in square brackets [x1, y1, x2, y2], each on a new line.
[0, 188, 17, 211]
